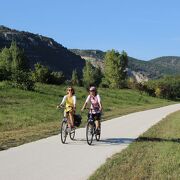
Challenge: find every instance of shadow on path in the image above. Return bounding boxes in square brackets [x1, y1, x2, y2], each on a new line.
[68, 138, 135, 146]
[99, 138, 135, 145]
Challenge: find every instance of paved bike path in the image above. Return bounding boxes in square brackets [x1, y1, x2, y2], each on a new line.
[0, 104, 180, 180]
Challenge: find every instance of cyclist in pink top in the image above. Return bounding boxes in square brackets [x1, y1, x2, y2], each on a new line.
[81, 86, 102, 133]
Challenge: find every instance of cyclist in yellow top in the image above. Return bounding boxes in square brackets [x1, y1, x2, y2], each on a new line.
[57, 87, 76, 130]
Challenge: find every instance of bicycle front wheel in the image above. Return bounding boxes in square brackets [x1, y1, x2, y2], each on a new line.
[86, 122, 94, 145]
[61, 121, 68, 143]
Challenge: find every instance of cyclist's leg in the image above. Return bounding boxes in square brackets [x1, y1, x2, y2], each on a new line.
[65, 112, 71, 128]
[69, 111, 74, 128]
[95, 113, 101, 129]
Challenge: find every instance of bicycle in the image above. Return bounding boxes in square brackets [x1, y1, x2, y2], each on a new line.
[85, 108, 101, 145]
[58, 106, 76, 144]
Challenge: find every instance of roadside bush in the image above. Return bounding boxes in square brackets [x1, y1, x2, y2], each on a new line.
[11, 70, 35, 90]
[32, 63, 51, 83]
[138, 76, 180, 100]
[99, 78, 109, 88]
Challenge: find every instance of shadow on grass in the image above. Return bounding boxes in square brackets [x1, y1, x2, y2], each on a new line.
[137, 137, 180, 143]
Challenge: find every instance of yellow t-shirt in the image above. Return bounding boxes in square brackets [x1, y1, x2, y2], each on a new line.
[60, 95, 76, 112]
[65, 96, 74, 112]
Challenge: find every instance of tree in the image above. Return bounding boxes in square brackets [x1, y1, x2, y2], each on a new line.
[104, 49, 121, 88]
[93, 66, 103, 86]
[104, 49, 128, 88]
[0, 42, 34, 90]
[10, 41, 29, 71]
[82, 62, 102, 88]
[9, 42, 34, 90]
[71, 69, 79, 86]
[0, 47, 12, 80]
[119, 50, 128, 88]
[32, 63, 51, 83]
[50, 71, 65, 85]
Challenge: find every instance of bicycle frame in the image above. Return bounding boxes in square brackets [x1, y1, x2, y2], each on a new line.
[85, 108, 101, 145]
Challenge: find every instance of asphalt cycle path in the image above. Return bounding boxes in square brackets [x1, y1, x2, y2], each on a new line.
[0, 104, 180, 180]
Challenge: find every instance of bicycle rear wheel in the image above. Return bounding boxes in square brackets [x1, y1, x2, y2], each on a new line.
[95, 126, 101, 141]
[69, 128, 75, 140]
[61, 121, 68, 143]
[86, 122, 94, 145]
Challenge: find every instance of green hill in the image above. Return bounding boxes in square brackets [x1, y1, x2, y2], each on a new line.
[128, 56, 180, 78]
[70, 49, 180, 79]
[0, 25, 85, 78]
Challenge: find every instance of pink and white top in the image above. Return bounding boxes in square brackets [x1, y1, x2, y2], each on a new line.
[85, 94, 101, 114]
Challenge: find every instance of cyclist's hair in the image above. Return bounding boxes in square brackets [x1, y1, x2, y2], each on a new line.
[66, 86, 75, 95]
[89, 86, 97, 96]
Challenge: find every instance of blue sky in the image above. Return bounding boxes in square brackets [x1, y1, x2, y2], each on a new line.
[1, 0, 180, 60]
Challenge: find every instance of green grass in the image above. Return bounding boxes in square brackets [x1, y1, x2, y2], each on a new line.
[89, 110, 180, 180]
[0, 81, 174, 150]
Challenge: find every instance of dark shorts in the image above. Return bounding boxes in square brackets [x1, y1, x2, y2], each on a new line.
[88, 113, 101, 121]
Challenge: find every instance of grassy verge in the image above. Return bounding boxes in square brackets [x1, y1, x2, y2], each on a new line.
[0, 81, 174, 150]
[89, 110, 180, 180]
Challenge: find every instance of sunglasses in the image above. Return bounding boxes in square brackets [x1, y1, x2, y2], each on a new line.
[68, 89, 73, 92]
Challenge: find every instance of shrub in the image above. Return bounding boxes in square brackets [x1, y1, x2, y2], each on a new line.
[50, 71, 65, 85]
[32, 63, 51, 83]
[11, 70, 35, 90]
[138, 76, 180, 100]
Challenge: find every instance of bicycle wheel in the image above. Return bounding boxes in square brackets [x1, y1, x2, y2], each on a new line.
[95, 126, 101, 141]
[61, 121, 68, 143]
[86, 122, 94, 145]
[69, 128, 75, 140]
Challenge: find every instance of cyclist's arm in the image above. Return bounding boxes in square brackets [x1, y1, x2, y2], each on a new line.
[73, 96, 76, 111]
[81, 102, 87, 111]
[97, 95, 102, 112]
[60, 95, 67, 107]
[81, 95, 90, 111]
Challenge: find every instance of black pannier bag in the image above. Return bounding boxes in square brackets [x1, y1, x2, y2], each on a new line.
[74, 114, 82, 127]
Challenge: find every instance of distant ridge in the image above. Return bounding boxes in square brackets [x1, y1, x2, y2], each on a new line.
[70, 49, 180, 79]
[0, 25, 85, 77]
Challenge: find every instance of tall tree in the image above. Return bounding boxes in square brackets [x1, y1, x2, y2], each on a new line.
[10, 41, 29, 71]
[82, 61, 102, 87]
[93, 65, 103, 86]
[104, 49, 121, 88]
[119, 50, 128, 87]
[71, 69, 79, 86]
[104, 49, 128, 88]
[0, 47, 12, 80]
